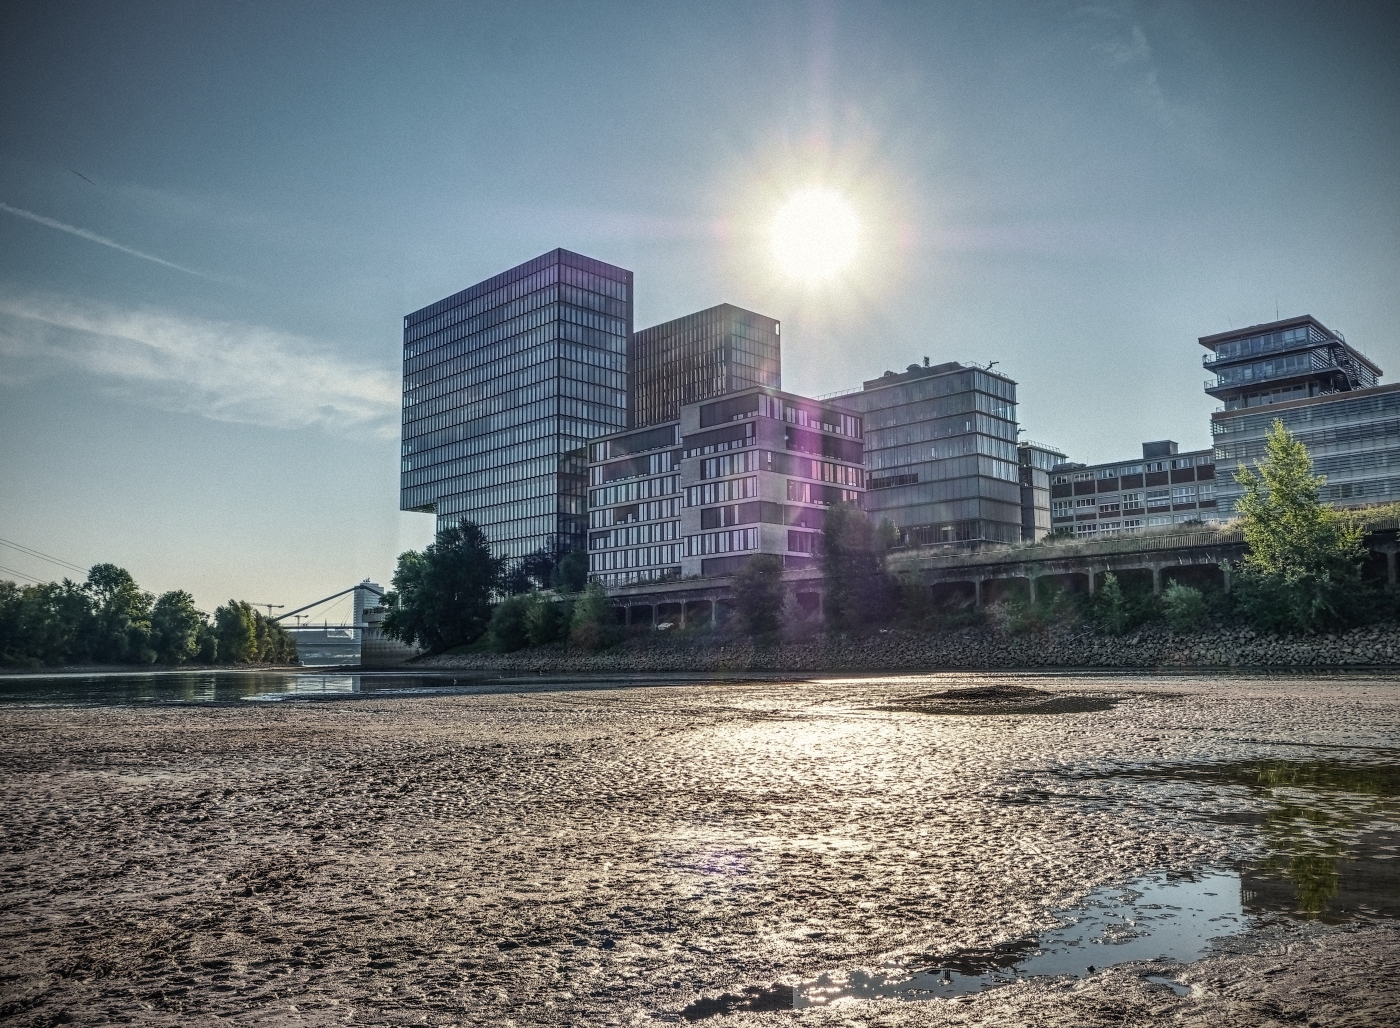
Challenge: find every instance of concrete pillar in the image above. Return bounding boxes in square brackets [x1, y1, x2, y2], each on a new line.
[1151, 565, 1162, 596]
[1386, 548, 1397, 592]
[1028, 575, 1038, 605]
[973, 579, 983, 609]
[1222, 562, 1233, 594]
[1087, 568, 1097, 596]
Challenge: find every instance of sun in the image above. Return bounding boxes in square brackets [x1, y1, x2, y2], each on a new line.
[770, 188, 859, 282]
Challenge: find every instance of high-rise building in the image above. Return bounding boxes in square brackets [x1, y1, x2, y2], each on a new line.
[1201, 316, 1400, 515]
[1049, 441, 1218, 537]
[585, 387, 864, 584]
[829, 361, 1022, 547]
[1018, 440, 1066, 542]
[399, 249, 633, 560]
[630, 304, 781, 428]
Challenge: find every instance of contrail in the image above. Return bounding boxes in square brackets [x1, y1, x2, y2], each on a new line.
[68, 169, 97, 186]
[0, 201, 210, 279]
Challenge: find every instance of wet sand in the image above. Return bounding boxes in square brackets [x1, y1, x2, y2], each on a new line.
[1, 673, 1397, 1025]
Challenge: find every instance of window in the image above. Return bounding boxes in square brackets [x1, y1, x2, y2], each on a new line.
[1074, 523, 1098, 535]
[1198, 483, 1215, 501]
[1172, 485, 1196, 503]
[787, 531, 819, 553]
[1146, 489, 1170, 507]
[1147, 515, 1171, 526]
[1051, 500, 1073, 516]
[1074, 497, 1096, 508]
[1121, 491, 1144, 509]
[1096, 467, 1118, 480]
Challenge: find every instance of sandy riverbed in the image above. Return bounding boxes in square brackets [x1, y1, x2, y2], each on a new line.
[1, 672, 1397, 1025]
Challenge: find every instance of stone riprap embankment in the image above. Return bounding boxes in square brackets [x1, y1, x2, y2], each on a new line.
[416, 622, 1400, 673]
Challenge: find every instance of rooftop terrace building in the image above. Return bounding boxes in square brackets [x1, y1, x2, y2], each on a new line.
[1018, 440, 1067, 542]
[400, 249, 632, 560]
[1201, 315, 1400, 516]
[630, 304, 780, 428]
[829, 362, 1022, 547]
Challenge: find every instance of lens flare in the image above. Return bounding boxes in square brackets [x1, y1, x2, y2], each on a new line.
[771, 188, 859, 282]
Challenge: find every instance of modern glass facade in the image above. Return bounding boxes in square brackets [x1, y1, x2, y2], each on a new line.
[585, 422, 685, 586]
[631, 304, 780, 428]
[1050, 441, 1218, 537]
[400, 249, 632, 560]
[830, 362, 1022, 547]
[1212, 383, 1400, 515]
[1018, 440, 1066, 542]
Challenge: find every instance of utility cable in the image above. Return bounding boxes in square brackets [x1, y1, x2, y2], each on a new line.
[0, 538, 89, 576]
[0, 563, 45, 584]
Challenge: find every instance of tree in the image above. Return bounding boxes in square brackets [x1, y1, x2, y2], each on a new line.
[85, 564, 154, 663]
[551, 550, 588, 593]
[487, 594, 533, 652]
[569, 581, 620, 651]
[214, 601, 259, 663]
[1096, 573, 1130, 634]
[151, 590, 206, 664]
[1232, 421, 1369, 632]
[1162, 582, 1208, 633]
[381, 519, 502, 652]
[731, 554, 785, 635]
[526, 592, 572, 646]
[821, 504, 897, 631]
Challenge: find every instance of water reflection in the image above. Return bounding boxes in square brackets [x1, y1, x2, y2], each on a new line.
[0, 671, 497, 706]
[1107, 759, 1400, 923]
[789, 872, 1237, 1009]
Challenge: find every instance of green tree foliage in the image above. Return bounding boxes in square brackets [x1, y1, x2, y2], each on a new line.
[569, 581, 620, 651]
[211, 601, 297, 664]
[525, 592, 573, 646]
[151, 590, 207, 664]
[821, 504, 897, 631]
[0, 563, 289, 666]
[487, 594, 533, 652]
[1232, 421, 1370, 632]
[1162, 582, 1208, 633]
[731, 553, 785, 635]
[551, 550, 589, 593]
[86, 563, 155, 663]
[1096, 573, 1130, 635]
[381, 519, 502, 652]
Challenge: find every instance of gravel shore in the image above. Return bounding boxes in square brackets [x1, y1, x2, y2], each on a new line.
[1, 673, 1396, 1025]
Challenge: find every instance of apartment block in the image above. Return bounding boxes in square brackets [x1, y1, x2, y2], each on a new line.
[586, 387, 864, 584]
[1049, 440, 1218, 538]
[1018, 439, 1067, 542]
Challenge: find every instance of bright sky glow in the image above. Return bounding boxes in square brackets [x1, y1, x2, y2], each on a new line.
[771, 188, 859, 281]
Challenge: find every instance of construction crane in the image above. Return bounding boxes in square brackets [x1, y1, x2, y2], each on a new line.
[249, 603, 285, 616]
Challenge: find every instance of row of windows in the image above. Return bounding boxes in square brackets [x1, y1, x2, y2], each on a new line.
[1207, 324, 1316, 362]
[686, 476, 757, 507]
[1213, 391, 1400, 435]
[402, 433, 561, 477]
[588, 567, 681, 586]
[1214, 350, 1318, 388]
[860, 472, 1023, 507]
[402, 452, 562, 493]
[788, 530, 819, 554]
[842, 370, 1016, 415]
[406, 267, 561, 344]
[1052, 483, 1215, 517]
[588, 497, 682, 529]
[1213, 418, 1400, 458]
[864, 412, 1019, 448]
[701, 449, 761, 480]
[404, 353, 555, 411]
[686, 528, 758, 556]
[589, 449, 680, 485]
[589, 520, 682, 550]
[866, 433, 1018, 471]
[786, 481, 861, 506]
[406, 301, 557, 378]
[588, 545, 683, 571]
[1051, 455, 1212, 484]
[403, 414, 597, 467]
[589, 475, 680, 508]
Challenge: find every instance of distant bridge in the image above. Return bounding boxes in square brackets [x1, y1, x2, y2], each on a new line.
[274, 580, 419, 666]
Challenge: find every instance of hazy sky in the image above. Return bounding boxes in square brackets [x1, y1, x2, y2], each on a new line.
[2, 1, 1397, 612]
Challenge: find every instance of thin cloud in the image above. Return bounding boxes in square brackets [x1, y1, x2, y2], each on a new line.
[0, 292, 399, 435]
[0, 201, 212, 279]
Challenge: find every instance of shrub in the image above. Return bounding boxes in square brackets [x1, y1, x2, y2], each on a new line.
[569, 582, 620, 652]
[732, 554, 785, 635]
[1162, 582, 1208, 633]
[525, 592, 572, 646]
[487, 594, 533, 652]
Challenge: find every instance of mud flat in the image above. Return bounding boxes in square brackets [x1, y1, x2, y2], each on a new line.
[1, 672, 1397, 1025]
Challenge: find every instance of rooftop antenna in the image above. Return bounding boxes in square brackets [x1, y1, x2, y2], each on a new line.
[923, 355, 929, 366]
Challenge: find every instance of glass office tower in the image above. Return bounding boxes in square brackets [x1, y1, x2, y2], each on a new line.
[830, 361, 1022, 547]
[400, 249, 632, 560]
[631, 304, 780, 428]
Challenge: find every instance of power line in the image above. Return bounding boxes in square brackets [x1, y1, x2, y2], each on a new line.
[0, 563, 45, 584]
[0, 538, 89, 576]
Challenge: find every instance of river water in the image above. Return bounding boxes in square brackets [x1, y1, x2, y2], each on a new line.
[0, 670, 1396, 1025]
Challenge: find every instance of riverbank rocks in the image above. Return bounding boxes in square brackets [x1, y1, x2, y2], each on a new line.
[413, 621, 1400, 673]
